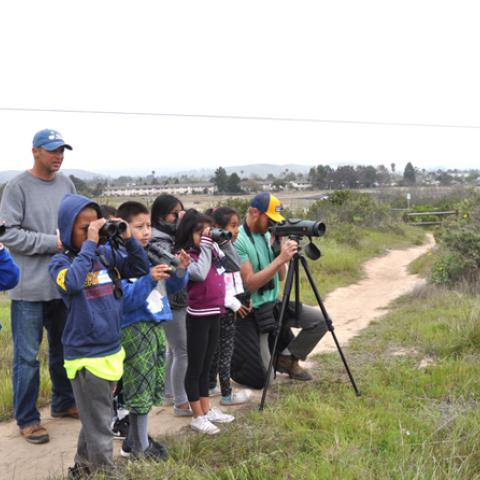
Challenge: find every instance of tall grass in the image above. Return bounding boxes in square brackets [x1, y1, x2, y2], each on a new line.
[115, 287, 480, 479]
[0, 293, 51, 421]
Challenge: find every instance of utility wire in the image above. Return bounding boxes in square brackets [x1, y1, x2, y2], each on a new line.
[1, 106, 480, 129]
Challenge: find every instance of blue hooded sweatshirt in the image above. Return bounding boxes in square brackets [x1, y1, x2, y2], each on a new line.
[0, 246, 19, 291]
[0, 246, 19, 331]
[121, 263, 188, 329]
[48, 194, 149, 360]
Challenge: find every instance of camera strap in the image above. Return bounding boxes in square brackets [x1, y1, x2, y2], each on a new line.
[64, 246, 123, 300]
[242, 221, 273, 272]
[97, 244, 123, 300]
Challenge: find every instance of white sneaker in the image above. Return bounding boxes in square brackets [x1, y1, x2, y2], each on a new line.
[191, 416, 220, 435]
[220, 389, 252, 406]
[208, 386, 221, 397]
[206, 407, 235, 424]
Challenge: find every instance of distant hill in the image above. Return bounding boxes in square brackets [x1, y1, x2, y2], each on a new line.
[0, 169, 106, 183]
[1, 164, 312, 183]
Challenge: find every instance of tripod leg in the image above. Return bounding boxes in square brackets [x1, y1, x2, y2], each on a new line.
[299, 256, 361, 397]
[259, 257, 297, 411]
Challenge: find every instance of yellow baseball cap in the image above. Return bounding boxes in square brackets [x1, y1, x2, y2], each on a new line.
[251, 192, 285, 223]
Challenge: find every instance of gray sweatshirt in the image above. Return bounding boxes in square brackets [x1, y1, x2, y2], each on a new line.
[0, 171, 75, 301]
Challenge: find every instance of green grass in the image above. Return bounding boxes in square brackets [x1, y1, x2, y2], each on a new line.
[116, 286, 480, 479]
[0, 293, 51, 421]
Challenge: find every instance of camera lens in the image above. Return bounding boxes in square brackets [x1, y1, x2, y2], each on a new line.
[211, 228, 232, 243]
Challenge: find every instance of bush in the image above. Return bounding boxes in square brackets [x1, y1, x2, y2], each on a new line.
[430, 192, 480, 285]
[218, 198, 251, 219]
[431, 252, 471, 285]
[307, 190, 394, 230]
[327, 223, 363, 248]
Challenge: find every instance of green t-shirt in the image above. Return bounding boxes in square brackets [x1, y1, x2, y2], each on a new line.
[235, 225, 279, 308]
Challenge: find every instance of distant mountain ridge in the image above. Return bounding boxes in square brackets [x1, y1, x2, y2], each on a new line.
[173, 163, 312, 178]
[0, 169, 106, 183]
[2, 163, 469, 184]
[1, 163, 312, 183]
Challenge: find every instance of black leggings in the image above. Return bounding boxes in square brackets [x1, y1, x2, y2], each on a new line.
[209, 311, 235, 397]
[185, 314, 220, 402]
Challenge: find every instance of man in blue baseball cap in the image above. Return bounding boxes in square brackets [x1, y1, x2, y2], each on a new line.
[0, 128, 77, 444]
[31, 129, 72, 178]
[33, 128, 73, 151]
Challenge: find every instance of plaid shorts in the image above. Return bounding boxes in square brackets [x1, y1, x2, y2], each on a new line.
[121, 322, 166, 415]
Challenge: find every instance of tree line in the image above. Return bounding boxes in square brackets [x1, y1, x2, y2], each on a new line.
[2, 163, 478, 202]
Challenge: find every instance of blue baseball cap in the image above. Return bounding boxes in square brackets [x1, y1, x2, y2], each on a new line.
[32, 129, 72, 151]
[251, 192, 285, 223]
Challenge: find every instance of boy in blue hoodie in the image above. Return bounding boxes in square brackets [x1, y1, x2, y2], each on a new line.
[117, 201, 189, 459]
[48, 194, 149, 478]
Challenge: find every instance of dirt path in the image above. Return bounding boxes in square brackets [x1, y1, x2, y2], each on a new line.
[0, 235, 434, 480]
[306, 233, 435, 358]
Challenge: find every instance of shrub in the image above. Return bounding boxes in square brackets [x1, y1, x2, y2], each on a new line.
[218, 197, 251, 219]
[431, 252, 471, 285]
[327, 223, 363, 248]
[307, 190, 393, 230]
[430, 192, 480, 285]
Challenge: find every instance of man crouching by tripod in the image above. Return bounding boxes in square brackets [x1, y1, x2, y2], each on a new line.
[233, 192, 327, 383]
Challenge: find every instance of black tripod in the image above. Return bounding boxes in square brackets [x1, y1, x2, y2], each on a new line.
[259, 238, 361, 410]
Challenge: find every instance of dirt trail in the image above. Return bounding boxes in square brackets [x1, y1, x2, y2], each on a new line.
[0, 235, 434, 480]
[306, 233, 435, 358]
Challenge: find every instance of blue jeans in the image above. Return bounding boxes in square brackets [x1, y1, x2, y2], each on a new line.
[11, 300, 75, 428]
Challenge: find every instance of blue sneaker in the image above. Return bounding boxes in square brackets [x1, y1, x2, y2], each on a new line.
[220, 389, 252, 406]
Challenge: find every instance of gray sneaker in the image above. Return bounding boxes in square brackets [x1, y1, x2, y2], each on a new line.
[173, 405, 193, 417]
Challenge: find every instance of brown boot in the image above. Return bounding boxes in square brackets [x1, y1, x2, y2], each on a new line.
[276, 354, 313, 381]
[20, 423, 50, 444]
[276, 354, 293, 374]
[51, 406, 80, 419]
[289, 358, 313, 381]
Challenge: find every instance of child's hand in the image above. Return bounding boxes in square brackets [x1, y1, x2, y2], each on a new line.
[56, 228, 63, 251]
[236, 303, 252, 318]
[87, 218, 107, 244]
[176, 249, 191, 269]
[150, 264, 173, 281]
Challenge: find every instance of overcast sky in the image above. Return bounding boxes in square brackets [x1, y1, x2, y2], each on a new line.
[1, 1, 479, 175]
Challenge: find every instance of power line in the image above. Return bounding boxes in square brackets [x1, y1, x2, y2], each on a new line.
[1, 106, 480, 129]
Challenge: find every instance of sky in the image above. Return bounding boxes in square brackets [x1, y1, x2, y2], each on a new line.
[1, 1, 479, 176]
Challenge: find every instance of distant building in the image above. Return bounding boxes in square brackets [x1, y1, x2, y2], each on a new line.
[103, 183, 216, 197]
[260, 181, 312, 191]
[289, 181, 312, 190]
